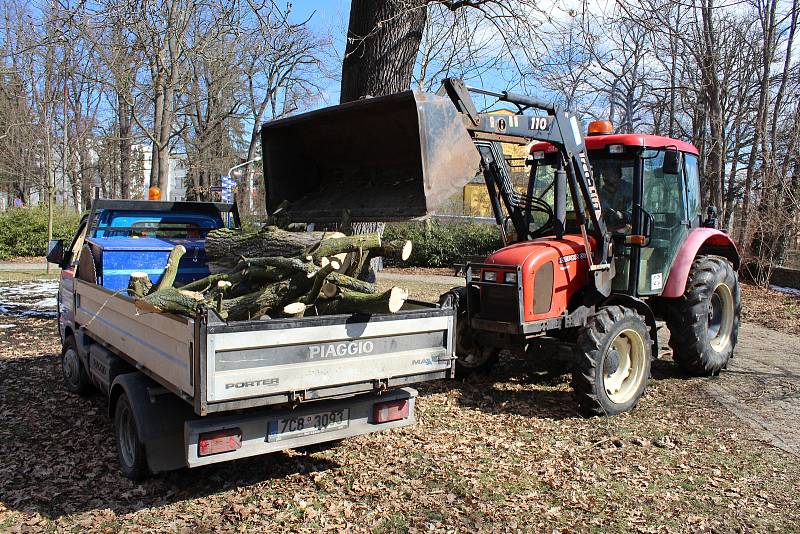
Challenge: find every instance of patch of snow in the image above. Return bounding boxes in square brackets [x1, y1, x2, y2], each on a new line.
[0, 280, 59, 318]
[769, 285, 800, 297]
[0, 324, 15, 329]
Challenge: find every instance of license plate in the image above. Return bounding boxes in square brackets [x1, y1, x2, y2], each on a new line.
[268, 409, 349, 442]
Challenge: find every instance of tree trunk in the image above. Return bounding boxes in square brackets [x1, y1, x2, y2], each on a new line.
[118, 92, 132, 199]
[339, 0, 427, 103]
[204, 227, 346, 271]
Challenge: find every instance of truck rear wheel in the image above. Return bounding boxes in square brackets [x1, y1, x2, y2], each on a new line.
[114, 394, 150, 480]
[572, 306, 652, 416]
[61, 335, 91, 395]
[665, 255, 740, 376]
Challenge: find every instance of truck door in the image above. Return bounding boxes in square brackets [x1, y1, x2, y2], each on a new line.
[637, 150, 689, 295]
[58, 216, 89, 340]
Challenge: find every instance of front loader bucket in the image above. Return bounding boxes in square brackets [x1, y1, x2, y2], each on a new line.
[260, 90, 481, 222]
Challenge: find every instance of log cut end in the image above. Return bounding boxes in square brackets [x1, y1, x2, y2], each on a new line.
[387, 286, 409, 313]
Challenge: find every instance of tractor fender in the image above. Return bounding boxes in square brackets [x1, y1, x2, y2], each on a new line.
[601, 294, 659, 357]
[661, 228, 739, 298]
[109, 372, 194, 473]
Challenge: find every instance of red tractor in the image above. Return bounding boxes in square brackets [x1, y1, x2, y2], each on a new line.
[260, 77, 741, 416]
[437, 79, 740, 415]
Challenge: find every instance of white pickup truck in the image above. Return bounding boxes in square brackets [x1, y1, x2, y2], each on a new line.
[47, 199, 456, 479]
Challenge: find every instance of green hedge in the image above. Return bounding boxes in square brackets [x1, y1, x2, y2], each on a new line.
[383, 221, 502, 267]
[0, 207, 82, 260]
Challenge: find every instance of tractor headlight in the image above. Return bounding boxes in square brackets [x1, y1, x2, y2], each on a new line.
[483, 271, 497, 282]
[504, 272, 517, 284]
[608, 144, 624, 154]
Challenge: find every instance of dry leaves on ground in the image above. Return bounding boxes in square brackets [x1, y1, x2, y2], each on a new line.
[0, 313, 799, 533]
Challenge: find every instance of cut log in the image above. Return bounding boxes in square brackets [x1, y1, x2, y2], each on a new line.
[300, 263, 337, 305]
[308, 233, 381, 262]
[155, 245, 187, 291]
[315, 287, 408, 315]
[205, 226, 344, 272]
[283, 302, 310, 318]
[221, 270, 316, 321]
[234, 256, 311, 274]
[374, 239, 412, 261]
[325, 272, 378, 294]
[127, 272, 152, 298]
[320, 282, 339, 299]
[135, 287, 205, 316]
[180, 271, 244, 292]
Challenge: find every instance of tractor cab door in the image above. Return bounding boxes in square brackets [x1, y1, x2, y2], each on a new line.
[637, 149, 689, 295]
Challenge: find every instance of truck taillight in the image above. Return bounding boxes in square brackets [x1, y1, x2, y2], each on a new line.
[198, 428, 242, 457]
[373, 399, 409, 424]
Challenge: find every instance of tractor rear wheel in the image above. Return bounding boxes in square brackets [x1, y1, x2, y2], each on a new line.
[572, 306, 652, 416]
[665, 255, 740, 376]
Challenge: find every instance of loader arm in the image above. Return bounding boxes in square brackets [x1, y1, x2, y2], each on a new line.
[438, 78, 614, 296]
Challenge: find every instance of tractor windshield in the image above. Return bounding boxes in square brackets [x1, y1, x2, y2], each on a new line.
[589, 154, 635, 233]
[529, 153, 636, 237]
[527, 156, 574, 236]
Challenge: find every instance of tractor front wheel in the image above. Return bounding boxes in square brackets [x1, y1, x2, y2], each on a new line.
[665, 255, 740, 376]
[572, 306, 652, 416]
[454, 318, 500, 378]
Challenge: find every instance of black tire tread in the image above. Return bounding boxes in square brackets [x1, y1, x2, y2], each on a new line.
[61, 335, 91, 395]
[571, 305, 652, 417]
[447, 286, 500, 379]
[665, 255, 741, 376]
[115, 395, 150, 481]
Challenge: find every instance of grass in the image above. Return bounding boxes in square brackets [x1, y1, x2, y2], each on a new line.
[0, 270, 58, 282]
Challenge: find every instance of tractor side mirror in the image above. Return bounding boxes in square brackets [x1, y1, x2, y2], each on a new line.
[703, 205, 718, 229]
[46, 239, 64, 266]
[663, 149, 680, 175]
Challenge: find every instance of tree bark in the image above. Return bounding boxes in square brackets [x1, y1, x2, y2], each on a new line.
[155, 245, 186, 291]
[221, 270, 315, 321]
[316, 287, 408, 315]
[324, 272, 378, 295]
[118, 92, 132, 199]
[339, 0, 427, 103]
[135, 287, 205, 315]
[127, 272, 152, 298]
[204, 227, 344, 271]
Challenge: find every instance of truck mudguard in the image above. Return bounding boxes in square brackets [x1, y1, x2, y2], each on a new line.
[661, 228, 740, 298]
[109, 372, 195, 473]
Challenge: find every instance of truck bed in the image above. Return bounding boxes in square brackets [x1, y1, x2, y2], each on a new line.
[74, 279, 455, 415]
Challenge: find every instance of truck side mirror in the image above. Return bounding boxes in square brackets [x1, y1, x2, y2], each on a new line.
[663, 149, 680, 175]
[46, 239, 65, 266]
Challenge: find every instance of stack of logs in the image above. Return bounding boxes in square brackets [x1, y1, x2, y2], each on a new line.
[127, 224, 412, 321]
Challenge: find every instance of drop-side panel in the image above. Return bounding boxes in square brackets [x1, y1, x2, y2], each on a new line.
[74, 279, 194, 395]
[206, 315, 453, 403]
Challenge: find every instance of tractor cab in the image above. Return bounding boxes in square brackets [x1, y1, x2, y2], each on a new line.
[526, 125, 705, 297]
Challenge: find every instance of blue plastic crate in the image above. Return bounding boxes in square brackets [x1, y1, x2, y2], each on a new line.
[86, 237, 210, 292]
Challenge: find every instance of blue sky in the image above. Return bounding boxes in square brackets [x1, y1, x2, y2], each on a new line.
[289, 0, 350, 104]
